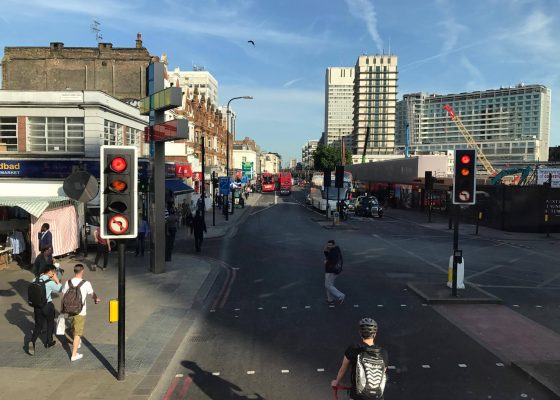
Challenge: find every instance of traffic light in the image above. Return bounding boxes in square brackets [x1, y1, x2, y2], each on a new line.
[425, 171, 433, 191]
[100, 146, 138, 239]
[453, 149, 476, 205]
[323, 169, 332, 187]
[335, 165, 344, 188]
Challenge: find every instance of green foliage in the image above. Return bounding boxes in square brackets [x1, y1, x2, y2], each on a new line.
[312, 145, 353, 170]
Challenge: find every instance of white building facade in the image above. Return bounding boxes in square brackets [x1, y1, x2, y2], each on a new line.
[395, 84, 552, 166]
[324, 67, 354, 150]
[168, 67, 219, 106]
[260, 152, 281, 174]
[352, 55, 398, 163]
[301, 140, 318, 167]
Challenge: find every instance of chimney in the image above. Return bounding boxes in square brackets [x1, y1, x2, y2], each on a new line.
[136, 32, 143, 48]
[98, 43, 113, 51]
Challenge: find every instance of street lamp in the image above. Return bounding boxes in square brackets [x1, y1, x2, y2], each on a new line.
[225, 95, 253, 220]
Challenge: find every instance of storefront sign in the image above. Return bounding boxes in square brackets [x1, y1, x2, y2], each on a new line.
[192, 172, 202, 181]
[175, 164, 192, 178]
[0, 158, 151, 179]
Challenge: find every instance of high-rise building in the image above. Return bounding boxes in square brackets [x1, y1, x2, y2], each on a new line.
[352, 55, 398, 163]
[168, 66, 219, 106]
[395, 84, 551, 166]
[324, 67, 354, 151]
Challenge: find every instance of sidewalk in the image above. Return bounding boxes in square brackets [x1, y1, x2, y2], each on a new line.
[0, 193, 261, 400]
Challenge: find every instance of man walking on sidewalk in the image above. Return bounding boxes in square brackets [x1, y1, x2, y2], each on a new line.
[27, 264, 62, 355]
[191, 210, 207, 252]
[61, 263, 100, 361]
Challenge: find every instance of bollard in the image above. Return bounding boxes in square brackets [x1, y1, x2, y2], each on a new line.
[447, 255, 465, 289]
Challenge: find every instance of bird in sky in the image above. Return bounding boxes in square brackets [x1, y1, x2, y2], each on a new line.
[248, 40, 255, 46]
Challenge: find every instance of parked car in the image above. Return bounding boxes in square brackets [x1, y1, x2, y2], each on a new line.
[354, 196, 383, 218]
[347, 198, 358, 211]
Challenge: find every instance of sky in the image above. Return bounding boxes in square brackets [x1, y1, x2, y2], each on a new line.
[1, 0, 559, 164]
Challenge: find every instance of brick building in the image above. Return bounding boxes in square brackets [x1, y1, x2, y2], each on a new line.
[1, 34, 152, 101]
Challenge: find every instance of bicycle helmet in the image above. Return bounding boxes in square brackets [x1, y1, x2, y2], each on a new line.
[359, 317, 378, 337]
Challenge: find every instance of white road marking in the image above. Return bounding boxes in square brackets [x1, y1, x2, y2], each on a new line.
[353, 304, 359, 308]
[212, 372, 220, 376]
[234, 308, 241, 311]
[377, 304, 384, 308]
[422, 365, 431, 369]
[210, 309, 216, 313]
[247, 371, 255, 375]
[388, 366, 396, 370]
[305, 305, 311, 309]
[536, 305, 543, 308]
[282, 306, 288, 310]
[496, 363, 505, 367]
[400, 304, 407, 307]
[329, 305, 335, 308]
[512, 304, 520, 308]
[317, 368, 325, 372]
[458, 364, 467, 368]
[175, 374, 184, 377]
[257, 307, 263, 310]
[281, 370, 290, 374]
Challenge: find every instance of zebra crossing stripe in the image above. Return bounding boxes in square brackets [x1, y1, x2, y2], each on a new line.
[247, 371, 255, 375]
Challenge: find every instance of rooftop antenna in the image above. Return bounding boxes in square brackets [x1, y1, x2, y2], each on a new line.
[90, 19, 103, 43]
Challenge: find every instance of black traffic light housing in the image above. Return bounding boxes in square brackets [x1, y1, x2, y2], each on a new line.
[453, 149, 476, 205]
[335, 165, 344, 188]
[100, 146, 138, 239]
[323, 169, 332, 187]
[425, 171, 433, 191]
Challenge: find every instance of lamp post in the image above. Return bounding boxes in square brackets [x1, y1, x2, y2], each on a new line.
[225, 95, 253, 220]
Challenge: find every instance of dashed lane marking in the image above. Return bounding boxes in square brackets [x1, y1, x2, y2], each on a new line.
[458, 364, 467, 368]
[496, 363, 505, 367]
[247, 370, 255, 375]
[317, 368, 325, 372]
[212, 372, 220, 376]
[422, 365, 431, 369]
[281, 370, 290, 374]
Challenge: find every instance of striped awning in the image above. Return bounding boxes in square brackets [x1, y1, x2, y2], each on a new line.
[0, 196, 74, 218]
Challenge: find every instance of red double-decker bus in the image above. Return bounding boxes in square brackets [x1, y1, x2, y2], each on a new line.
[261, 172, 275, 192]
[277, 171, 293, 195]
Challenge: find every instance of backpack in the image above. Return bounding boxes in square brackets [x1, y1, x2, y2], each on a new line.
[61, 280, 86, 315]
[28, 277, 51, 308]
[354, 346, 387, 399]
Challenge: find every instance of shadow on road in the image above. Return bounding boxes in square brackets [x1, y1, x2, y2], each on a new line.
[181, 360, 264, 399]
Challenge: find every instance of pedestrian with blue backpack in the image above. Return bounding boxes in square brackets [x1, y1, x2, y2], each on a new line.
[26, 264, 62, 355]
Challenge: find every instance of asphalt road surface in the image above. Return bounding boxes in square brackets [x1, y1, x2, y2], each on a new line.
[161, 187, 559, 400]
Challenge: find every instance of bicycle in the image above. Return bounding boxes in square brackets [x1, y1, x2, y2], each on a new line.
[332, 384, 352, 400]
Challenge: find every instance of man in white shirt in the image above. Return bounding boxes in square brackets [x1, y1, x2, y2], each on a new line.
[61, 264, 100, 361]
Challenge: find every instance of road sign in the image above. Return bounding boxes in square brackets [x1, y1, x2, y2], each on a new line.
[144, 119, 189, 142]
[219, 176, 231, 195]
[241, 175, 249, 184]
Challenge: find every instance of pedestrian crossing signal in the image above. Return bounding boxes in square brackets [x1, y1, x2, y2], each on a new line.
[452, 149, 476, 205]
[100, 146, 138, 239]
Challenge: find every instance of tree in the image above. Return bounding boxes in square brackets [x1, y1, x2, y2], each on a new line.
[312, 145, 353, 171]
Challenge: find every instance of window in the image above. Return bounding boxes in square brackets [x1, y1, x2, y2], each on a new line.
[0, 117, 17, 152]
[104, 120, 124, 145]
[27, 117, 85, 152]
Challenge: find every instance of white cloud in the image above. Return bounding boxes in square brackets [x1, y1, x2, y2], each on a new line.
[344, 0, 383, 53]
[460, 55, 485, 91]
[283, 78, 304, 87]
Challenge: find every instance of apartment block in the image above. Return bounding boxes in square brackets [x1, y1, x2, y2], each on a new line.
[352, 55, 398, 162]
[395, 84, 551, 167]
[324, 67, 354, 150]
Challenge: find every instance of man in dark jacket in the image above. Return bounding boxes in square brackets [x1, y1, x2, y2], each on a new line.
[38, 223, 53, 252]
[191, 210, 207, 252]
[324, 239, 345, 305]
[32, 247, 53, 277]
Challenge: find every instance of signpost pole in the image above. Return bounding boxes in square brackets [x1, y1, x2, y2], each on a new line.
[452, 205, 460, 297]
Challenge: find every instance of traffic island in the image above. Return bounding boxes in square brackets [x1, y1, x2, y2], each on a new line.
[407, 281, 502, 304]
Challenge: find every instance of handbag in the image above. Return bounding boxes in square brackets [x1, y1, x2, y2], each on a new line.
[56, 314, 66, 336]
[333, 262, 343, 274]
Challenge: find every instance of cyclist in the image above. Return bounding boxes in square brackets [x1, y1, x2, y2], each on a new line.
[331, 318, 388, 399]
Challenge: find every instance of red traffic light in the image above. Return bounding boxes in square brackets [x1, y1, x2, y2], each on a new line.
[460, 154, 471, 164]
[110, 157, 127, 173]
[461, 168, 470, 176]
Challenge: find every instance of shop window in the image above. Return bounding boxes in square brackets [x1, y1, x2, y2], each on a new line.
[0, 117, 17, 152]
[27, 117, 85, 153]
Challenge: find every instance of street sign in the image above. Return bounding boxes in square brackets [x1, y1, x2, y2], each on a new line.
[219, 176, 231, 195]
[139, 87, 183, 115]
[241, 175, 249, 184]
[144, 119, 189, 142]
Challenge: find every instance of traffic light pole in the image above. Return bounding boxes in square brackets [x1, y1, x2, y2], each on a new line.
[117, 240, 126, 380]
[452, 205, 460, 297]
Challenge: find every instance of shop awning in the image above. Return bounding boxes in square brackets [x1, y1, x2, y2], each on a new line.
[0, 196, 73, 218]
[165, 179, 194, 194]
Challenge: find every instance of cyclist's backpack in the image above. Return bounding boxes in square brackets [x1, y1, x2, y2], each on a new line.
[28, 277, 51, 308]
[61, 280, 86, 315]
[354, 346, 387, 399]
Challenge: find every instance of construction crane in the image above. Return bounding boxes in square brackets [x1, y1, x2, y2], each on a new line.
[443, 105, 497, 176]
[490, 166, 532, 185]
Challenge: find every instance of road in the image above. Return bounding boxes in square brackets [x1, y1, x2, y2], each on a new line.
[160, 186, 560, 400]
